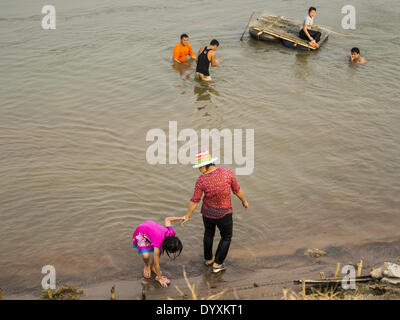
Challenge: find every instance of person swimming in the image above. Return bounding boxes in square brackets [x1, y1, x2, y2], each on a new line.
[132, 217, 184, 287]
[172, 34, 196, 63]
[299, 7, 321, 48]
[350, 47, 367, 64]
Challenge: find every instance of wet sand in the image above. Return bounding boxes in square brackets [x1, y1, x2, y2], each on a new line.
[5, 238, 400, 300]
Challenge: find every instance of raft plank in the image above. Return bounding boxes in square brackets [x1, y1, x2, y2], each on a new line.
[294, 276, 375, 287]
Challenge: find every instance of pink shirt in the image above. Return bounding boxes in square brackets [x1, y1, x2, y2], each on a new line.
[190, 168, 241, 219]
[132, 221, 175, 250]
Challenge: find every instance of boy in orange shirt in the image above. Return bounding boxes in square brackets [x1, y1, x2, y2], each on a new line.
[173, 34, 196, 63]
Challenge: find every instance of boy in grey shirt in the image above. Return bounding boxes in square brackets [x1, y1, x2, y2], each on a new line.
[299, 7, 321, 48]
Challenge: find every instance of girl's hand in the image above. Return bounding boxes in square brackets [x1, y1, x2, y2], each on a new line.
[156, 276, 170, 288]
[242, 200, 249, 209]
[181, 215, 190, 227]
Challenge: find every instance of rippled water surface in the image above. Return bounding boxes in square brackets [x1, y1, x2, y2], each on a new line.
[1, 0, 399, 293]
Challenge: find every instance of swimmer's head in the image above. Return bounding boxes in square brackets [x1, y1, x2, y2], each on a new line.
[308, 7, 317, 17]
[162, 236, 183, 260]
[351, 47, 360, 59]
[180, 34, 189, 46]
[209, 39, 219, 50]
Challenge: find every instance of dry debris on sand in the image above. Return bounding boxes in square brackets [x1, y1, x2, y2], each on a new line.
[290, 261, 400, 300]
[41, 284, 84, 300]
[306, 248, 327, 258]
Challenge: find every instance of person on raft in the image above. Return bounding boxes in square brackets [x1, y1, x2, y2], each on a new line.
[195, 39, 221, 82]
[350, 47, 367, 64]
[181, 151, 249, 273]
[299, 7, 321, 48]
[172, 33, 196, 64]
[132, 217, 184, 287]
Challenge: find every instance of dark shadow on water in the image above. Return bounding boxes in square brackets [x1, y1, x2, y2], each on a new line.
[246, 37, 281, 52]
[200, 268, 228, 292]
[194, 80, 220, 102]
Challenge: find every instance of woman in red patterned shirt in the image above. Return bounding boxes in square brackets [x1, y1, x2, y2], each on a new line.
[181, 151, 249, 273]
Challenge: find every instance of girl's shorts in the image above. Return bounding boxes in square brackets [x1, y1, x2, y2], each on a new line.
[133, 233, 154, 254]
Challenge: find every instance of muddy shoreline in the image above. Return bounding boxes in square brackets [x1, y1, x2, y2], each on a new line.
[3, 238, 400, 300]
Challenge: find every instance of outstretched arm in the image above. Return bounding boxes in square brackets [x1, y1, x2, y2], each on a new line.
[189, 45, 196, 60]
[209, 51, 221, 67]
[165, 216, 185, 227]
[181, 201, 199, 226]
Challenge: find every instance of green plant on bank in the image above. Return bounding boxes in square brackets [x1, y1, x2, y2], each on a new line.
[41, 284, 84, 300]
[168, 266, 229, 300]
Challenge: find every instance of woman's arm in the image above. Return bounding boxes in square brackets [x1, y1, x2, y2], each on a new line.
[164, 216, 185, 227]
[182, 179, 202, 226]
[235, 189, 249, 209]
[181, 201, 199, 226]
[230, 170, 248, 209]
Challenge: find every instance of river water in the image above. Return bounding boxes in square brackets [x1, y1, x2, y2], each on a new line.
[1, 0, 399, 294]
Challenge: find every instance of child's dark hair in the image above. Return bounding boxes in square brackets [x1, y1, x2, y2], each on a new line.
[180, 33, 189, 39]
[309, 7, 317, 13]
[351, 47, 360, 54]
[161, 236, 183, 259]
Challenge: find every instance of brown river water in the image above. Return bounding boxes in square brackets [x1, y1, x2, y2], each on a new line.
[1, 0, 399, 294]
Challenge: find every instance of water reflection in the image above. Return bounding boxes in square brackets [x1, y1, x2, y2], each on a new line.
[172, 59, 195, 81]
[294, 51, 312, 81]
[193, 81, 220, 102]
[202, 267, 226, 287]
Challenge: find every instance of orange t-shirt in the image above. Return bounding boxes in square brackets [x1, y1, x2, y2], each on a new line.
[173, 42, 194, 63]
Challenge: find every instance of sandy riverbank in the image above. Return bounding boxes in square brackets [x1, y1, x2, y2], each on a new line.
[4, 238, 400, 300]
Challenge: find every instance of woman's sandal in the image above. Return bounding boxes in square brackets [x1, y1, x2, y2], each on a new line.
[204, 258, 215, 266]
[212, 263, 226, 273]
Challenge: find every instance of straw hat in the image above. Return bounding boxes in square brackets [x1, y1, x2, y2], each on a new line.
[192, 150, 218, 168]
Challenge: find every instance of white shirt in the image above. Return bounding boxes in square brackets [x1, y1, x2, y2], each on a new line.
[303, 15, 314, 28]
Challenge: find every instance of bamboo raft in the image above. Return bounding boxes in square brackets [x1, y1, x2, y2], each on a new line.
[294, 261, 376, 290]
[294, 276, 375, 288]
[249, 14, 329, 50]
